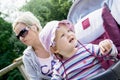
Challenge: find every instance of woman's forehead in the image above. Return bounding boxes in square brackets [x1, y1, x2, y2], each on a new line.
[14, 23, 26, 32]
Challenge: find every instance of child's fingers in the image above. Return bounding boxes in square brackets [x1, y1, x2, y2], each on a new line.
[104, 40, 112, 50]
[99, 40, 112, 55]
[99, 43, 106, 53]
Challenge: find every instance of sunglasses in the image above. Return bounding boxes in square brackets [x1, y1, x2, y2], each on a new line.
[16, 27, 29, 39]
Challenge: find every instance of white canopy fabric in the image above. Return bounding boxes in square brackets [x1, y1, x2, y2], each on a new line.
[67, 0, 114, 25]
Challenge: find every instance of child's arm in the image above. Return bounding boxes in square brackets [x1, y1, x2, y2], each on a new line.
[99, 39, 118, 56]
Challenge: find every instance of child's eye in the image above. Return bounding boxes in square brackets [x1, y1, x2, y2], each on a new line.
[68, 29, 72, 32]
[61, 34, 64, 38]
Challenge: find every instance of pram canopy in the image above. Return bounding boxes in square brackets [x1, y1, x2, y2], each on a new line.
[67, 0, 120, 79]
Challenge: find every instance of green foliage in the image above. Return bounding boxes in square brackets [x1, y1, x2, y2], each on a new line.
[0, 17, 26, 80]
[0, 69, 24, 80]
[21, 0, 50, 26]
[49, 0, 72, 20]
[21, 0, 72, 26]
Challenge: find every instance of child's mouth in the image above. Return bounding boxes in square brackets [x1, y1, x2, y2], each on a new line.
[69, 38, 74, 43]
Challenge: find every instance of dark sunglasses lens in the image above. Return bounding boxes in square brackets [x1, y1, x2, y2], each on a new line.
[16, 29, 28, 39]
[16, 35, 19, 39]
[21, 30, 28, 37]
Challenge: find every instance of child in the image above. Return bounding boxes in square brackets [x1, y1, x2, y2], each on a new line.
[39, 20, 118, 80]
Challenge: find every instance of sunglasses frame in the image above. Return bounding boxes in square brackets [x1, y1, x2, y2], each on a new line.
[16, 27, 29, 39]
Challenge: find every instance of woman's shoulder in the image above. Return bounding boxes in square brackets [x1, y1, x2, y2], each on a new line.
[22, 46, 36, 62]
[23, 46, 35, 59]
[23, 46, 34, 54]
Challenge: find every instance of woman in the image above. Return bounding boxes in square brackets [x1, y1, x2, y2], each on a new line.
[12, 12, 55, 80]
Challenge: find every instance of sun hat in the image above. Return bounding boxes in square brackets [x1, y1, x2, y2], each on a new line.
[39, 20, 74, 53]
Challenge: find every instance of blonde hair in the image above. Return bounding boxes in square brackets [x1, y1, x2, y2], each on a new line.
[12, 11, 42, 32]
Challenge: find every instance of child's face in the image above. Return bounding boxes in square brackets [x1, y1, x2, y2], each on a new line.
[53, 25, 77, 57]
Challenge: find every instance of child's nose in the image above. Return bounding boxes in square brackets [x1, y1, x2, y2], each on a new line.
[67, 33, 71, 38]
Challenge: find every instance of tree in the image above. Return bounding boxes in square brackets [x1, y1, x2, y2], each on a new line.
[0, 17, 26, 80]
[21, 0, 72, 26]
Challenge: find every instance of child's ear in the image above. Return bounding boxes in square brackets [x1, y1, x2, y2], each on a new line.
[50, 46, 59, 54]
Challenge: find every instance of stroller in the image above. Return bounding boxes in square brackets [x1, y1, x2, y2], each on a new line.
[67, 0, 120, 80]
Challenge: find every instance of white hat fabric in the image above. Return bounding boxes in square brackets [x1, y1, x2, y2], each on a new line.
[39, 21, 58, 53]
[39, 20, 74, 53]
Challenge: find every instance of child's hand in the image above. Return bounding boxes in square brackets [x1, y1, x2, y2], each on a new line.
[99, 39, 112, 55]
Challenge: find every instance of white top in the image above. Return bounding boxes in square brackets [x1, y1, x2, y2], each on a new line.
[38, 55, 54, 74]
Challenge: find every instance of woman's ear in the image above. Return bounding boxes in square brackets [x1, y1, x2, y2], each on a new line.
[50, 46, 59, 54]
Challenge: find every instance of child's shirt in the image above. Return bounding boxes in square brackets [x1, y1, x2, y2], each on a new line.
[51, 43, 118, 80]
